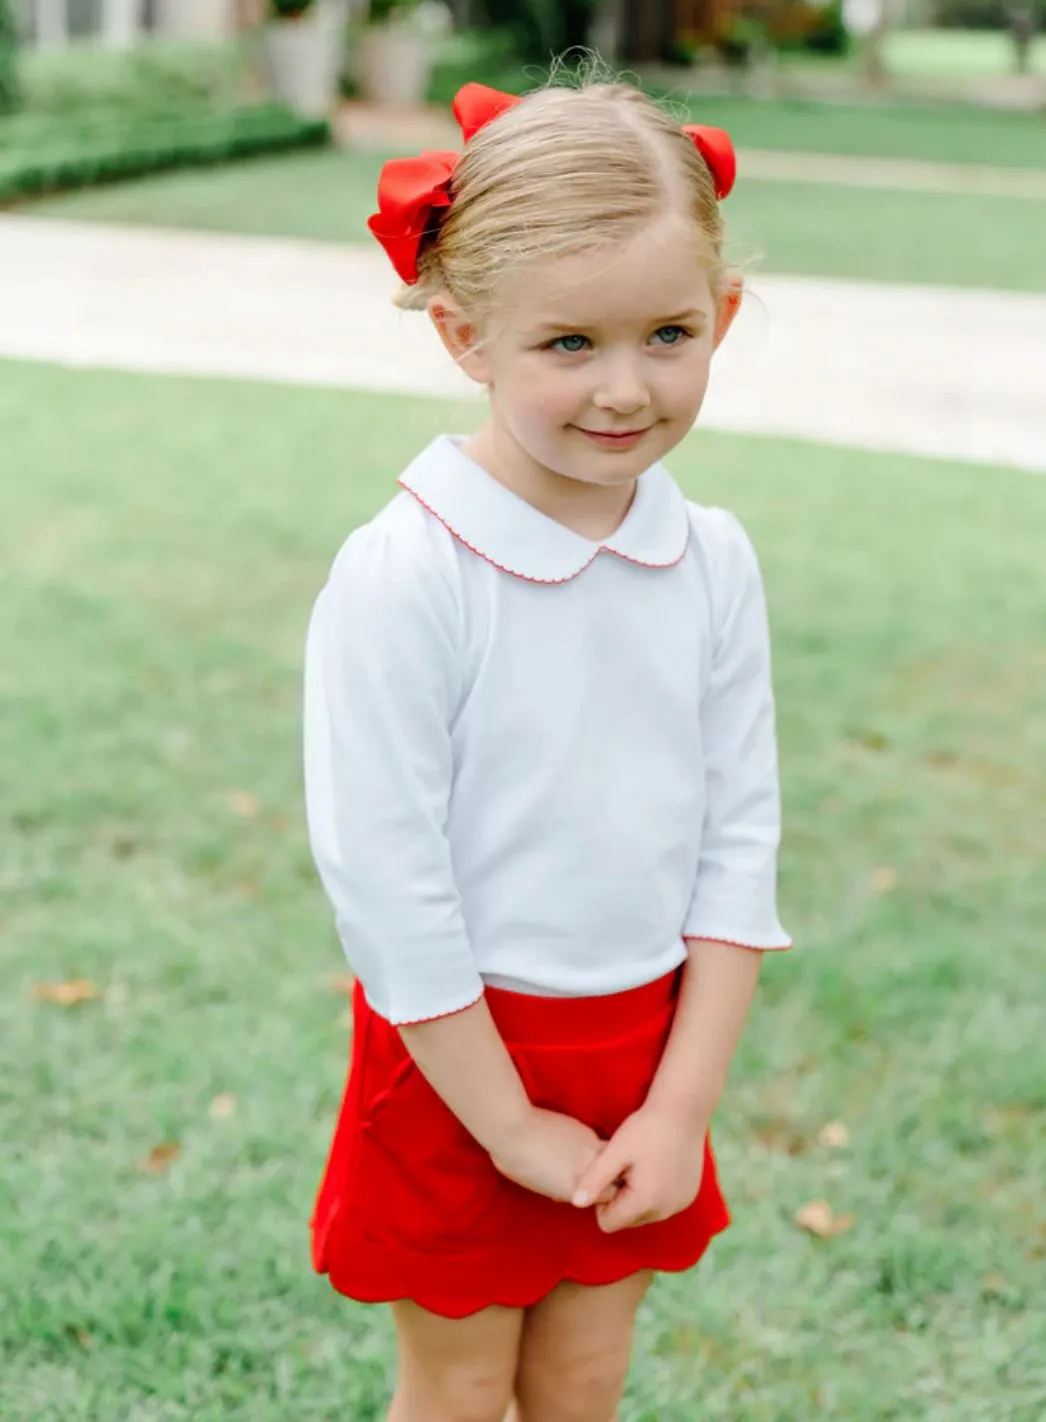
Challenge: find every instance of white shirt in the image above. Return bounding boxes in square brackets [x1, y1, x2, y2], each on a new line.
[304, 436, 790, 1026]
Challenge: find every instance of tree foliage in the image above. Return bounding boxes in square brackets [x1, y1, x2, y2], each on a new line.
[477, 0, 600, 62]
[0, 0, 19, 115]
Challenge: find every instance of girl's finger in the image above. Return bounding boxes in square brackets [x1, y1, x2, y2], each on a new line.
[573, 1149, 627, 1208]
[595, 1185, 643, 1235]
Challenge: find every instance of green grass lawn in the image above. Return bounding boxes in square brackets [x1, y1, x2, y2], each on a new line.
[3, 359, 1045, 1420]
[777, 27, 1046, 81]
[429, 54, 1046, 170]
[26, 144, 1046, 293]
[882, 27, 1046, 78]
[671, 94, 1046, 169]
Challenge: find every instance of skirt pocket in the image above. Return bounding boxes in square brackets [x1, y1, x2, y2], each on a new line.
[511, 1001, 678, 1143]
[351, 1014, 508, 1255]
[311, 983, 373, 1273]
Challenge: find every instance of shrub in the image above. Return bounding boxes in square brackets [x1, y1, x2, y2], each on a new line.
[20, 39, 242, 116]
[935, 0, 1045, 27]
[0, 0, 19, 115]
[0, 104, 330, 203]
[368, 0, 425, 21]
[800, 0, 851, 55]
[475, 0, 600, 62]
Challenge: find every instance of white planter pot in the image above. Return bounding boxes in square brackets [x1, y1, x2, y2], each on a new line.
[356, 24, 432, 107]
[101, 0, 143, 51]
[263, 4, 344, 119]
[154, 0, 236, 39]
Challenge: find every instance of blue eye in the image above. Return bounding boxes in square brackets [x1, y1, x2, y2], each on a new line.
[652, 325, 689, 346]
[551, 334, 590, 353]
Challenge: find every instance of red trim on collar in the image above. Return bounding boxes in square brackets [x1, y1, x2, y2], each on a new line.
[399, 478, 690, 583]
[604, 521, 690, 572]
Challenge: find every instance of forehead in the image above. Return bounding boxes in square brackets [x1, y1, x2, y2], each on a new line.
[497, 213, 716, 332]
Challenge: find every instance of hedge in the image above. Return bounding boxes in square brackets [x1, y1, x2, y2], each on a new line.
[0, 103, 330, 202]
[0, 0, 18, 115]
[21, 38, 243, 116]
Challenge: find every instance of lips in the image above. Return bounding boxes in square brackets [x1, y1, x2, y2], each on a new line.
[576, 426, 652, 448]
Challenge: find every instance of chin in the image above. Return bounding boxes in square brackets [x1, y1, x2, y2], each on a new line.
[549, 460, 639, 488]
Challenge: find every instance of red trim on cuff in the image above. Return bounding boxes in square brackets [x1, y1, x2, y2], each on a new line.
[389, 988, 486, 1028]
[683, 935, 794, 953]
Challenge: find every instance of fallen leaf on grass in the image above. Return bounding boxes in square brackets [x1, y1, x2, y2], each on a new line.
[140, 1142, 181, 1174]
[754, 1124, 809, 1157]
[818, 1121, 850, 1149]
[927, 750, 959, 771]
[795, 1199, 854, 1239]
[109, 834, 139, 861]
[329, 973, 356, 996]
[871, 867, 897, 893]
[33, 980, 101, 1007]
[1026, 1226, 1046, 1261]
[227, 790, 261, 818]
[856, 730, 889, 752]
[209, 1093, 237, 1120]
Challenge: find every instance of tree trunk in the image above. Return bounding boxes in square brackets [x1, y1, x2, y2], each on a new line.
[562, 0, 595, 49]
[1007, 5, 1035, 75]
[617, 0, 676, 63]
[862, 5, 889, 87]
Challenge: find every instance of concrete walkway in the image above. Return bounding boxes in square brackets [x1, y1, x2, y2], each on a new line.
[738, 148, 1046, 200]
[2, 214, 1044, 473]
[336, 104, 1046, 201]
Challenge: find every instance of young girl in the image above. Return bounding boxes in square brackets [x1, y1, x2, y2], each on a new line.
[304, 75, 791, 1422]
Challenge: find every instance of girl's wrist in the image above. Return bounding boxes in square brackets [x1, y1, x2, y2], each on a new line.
[473, 1093, 536, 1158]
[643, 1078, 719, 1131]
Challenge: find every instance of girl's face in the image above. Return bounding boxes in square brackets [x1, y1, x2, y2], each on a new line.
[434, 212, 738, 490]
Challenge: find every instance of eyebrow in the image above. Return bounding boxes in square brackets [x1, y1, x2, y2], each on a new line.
[527, 310, 708, 335]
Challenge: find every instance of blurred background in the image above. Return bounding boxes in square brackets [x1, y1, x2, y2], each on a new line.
[2, 3, 1045, 1421]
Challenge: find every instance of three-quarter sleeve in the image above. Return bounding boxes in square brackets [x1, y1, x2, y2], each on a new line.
[683, 510, 792, 951]
[303, 521, 485, 1025]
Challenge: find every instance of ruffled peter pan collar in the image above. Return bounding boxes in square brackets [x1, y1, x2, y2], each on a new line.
[398, 436, 690, 585]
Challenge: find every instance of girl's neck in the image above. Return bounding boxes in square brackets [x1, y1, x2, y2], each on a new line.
[465, 422, 636, 543]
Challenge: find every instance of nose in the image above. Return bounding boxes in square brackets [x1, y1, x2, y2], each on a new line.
[592, 352, 650, 416]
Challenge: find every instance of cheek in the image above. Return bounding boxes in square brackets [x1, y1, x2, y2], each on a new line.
[507, 361, 583, 425]
[663, 346, 714, 410]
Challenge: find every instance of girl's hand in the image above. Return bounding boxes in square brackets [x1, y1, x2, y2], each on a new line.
[489, 1108, 620, 1207]
[570, 1106, 707, 1233]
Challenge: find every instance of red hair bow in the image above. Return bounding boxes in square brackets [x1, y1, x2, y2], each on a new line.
[452, 81, 522, 141]
[366, 149, 458, 285]
[682, 124, 736, 200]
[368, 84, 737, 284]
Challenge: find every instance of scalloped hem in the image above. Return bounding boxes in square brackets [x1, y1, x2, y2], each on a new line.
[317, 1206, 731, 1319]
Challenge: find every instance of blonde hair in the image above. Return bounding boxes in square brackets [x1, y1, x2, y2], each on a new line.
[395, 75, 727, 318]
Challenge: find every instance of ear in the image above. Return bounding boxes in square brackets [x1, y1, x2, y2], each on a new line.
[427, 295, 491, 385]
[712, 274, 743, 351]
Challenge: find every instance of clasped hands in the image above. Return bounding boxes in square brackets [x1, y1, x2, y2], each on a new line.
[489, 1102, 706, 1234]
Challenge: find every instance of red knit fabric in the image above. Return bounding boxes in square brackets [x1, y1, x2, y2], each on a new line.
[311, 969, 731, 1318]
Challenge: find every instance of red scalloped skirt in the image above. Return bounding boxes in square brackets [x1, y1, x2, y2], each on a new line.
[311, 967, 730, 1319]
